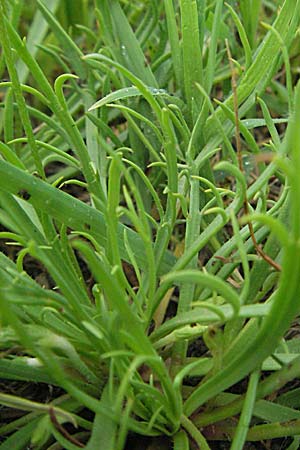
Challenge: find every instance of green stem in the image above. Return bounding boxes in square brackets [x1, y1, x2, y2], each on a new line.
[181, 414, 211, 450]
[163, 0, 183, 90]
[204, 417, 300, 442]
[0, 3, 45, 178]
[172, 174, 201, 363]
[230, 369, 260, 449]
[4, 15, 104, 201]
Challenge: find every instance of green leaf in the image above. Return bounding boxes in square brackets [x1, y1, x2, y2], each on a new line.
[36, 0, 87, 79]
[95, 0, 157, 86]
[0, 159, 176, 274]
[16, 0, 61, 83]
[0, 420, 39, 450]
[180, 0, 203, 120]
[89, 86, 169, 111]
[0, 358, 56, 385]
[85, 386, 117, 450]
[183, 82, 300, 417]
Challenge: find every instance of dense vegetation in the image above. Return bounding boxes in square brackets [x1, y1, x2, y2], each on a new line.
[0, 0, 300, 448]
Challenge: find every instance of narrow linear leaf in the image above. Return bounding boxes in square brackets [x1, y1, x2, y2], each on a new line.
[36, 0, 87, 79]
[0, 160, 176, 274]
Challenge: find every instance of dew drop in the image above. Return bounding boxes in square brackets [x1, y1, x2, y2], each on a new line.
[120, 44, 126, 56]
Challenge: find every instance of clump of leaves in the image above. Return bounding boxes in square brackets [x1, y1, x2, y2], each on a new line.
[0, 1, 300, 449]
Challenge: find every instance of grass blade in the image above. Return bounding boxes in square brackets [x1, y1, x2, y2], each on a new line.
[0, 159, 176, 274]
[36, 0, 87, 79]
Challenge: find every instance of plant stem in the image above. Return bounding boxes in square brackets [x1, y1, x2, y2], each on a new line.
[181, 414, 211, 450]
[0, 2, 45, 179]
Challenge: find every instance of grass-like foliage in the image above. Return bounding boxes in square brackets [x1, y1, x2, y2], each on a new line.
[0, 0, 300, 449]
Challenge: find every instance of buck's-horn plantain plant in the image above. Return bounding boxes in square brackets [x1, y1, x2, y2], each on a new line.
[0, 1, 300, 449]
